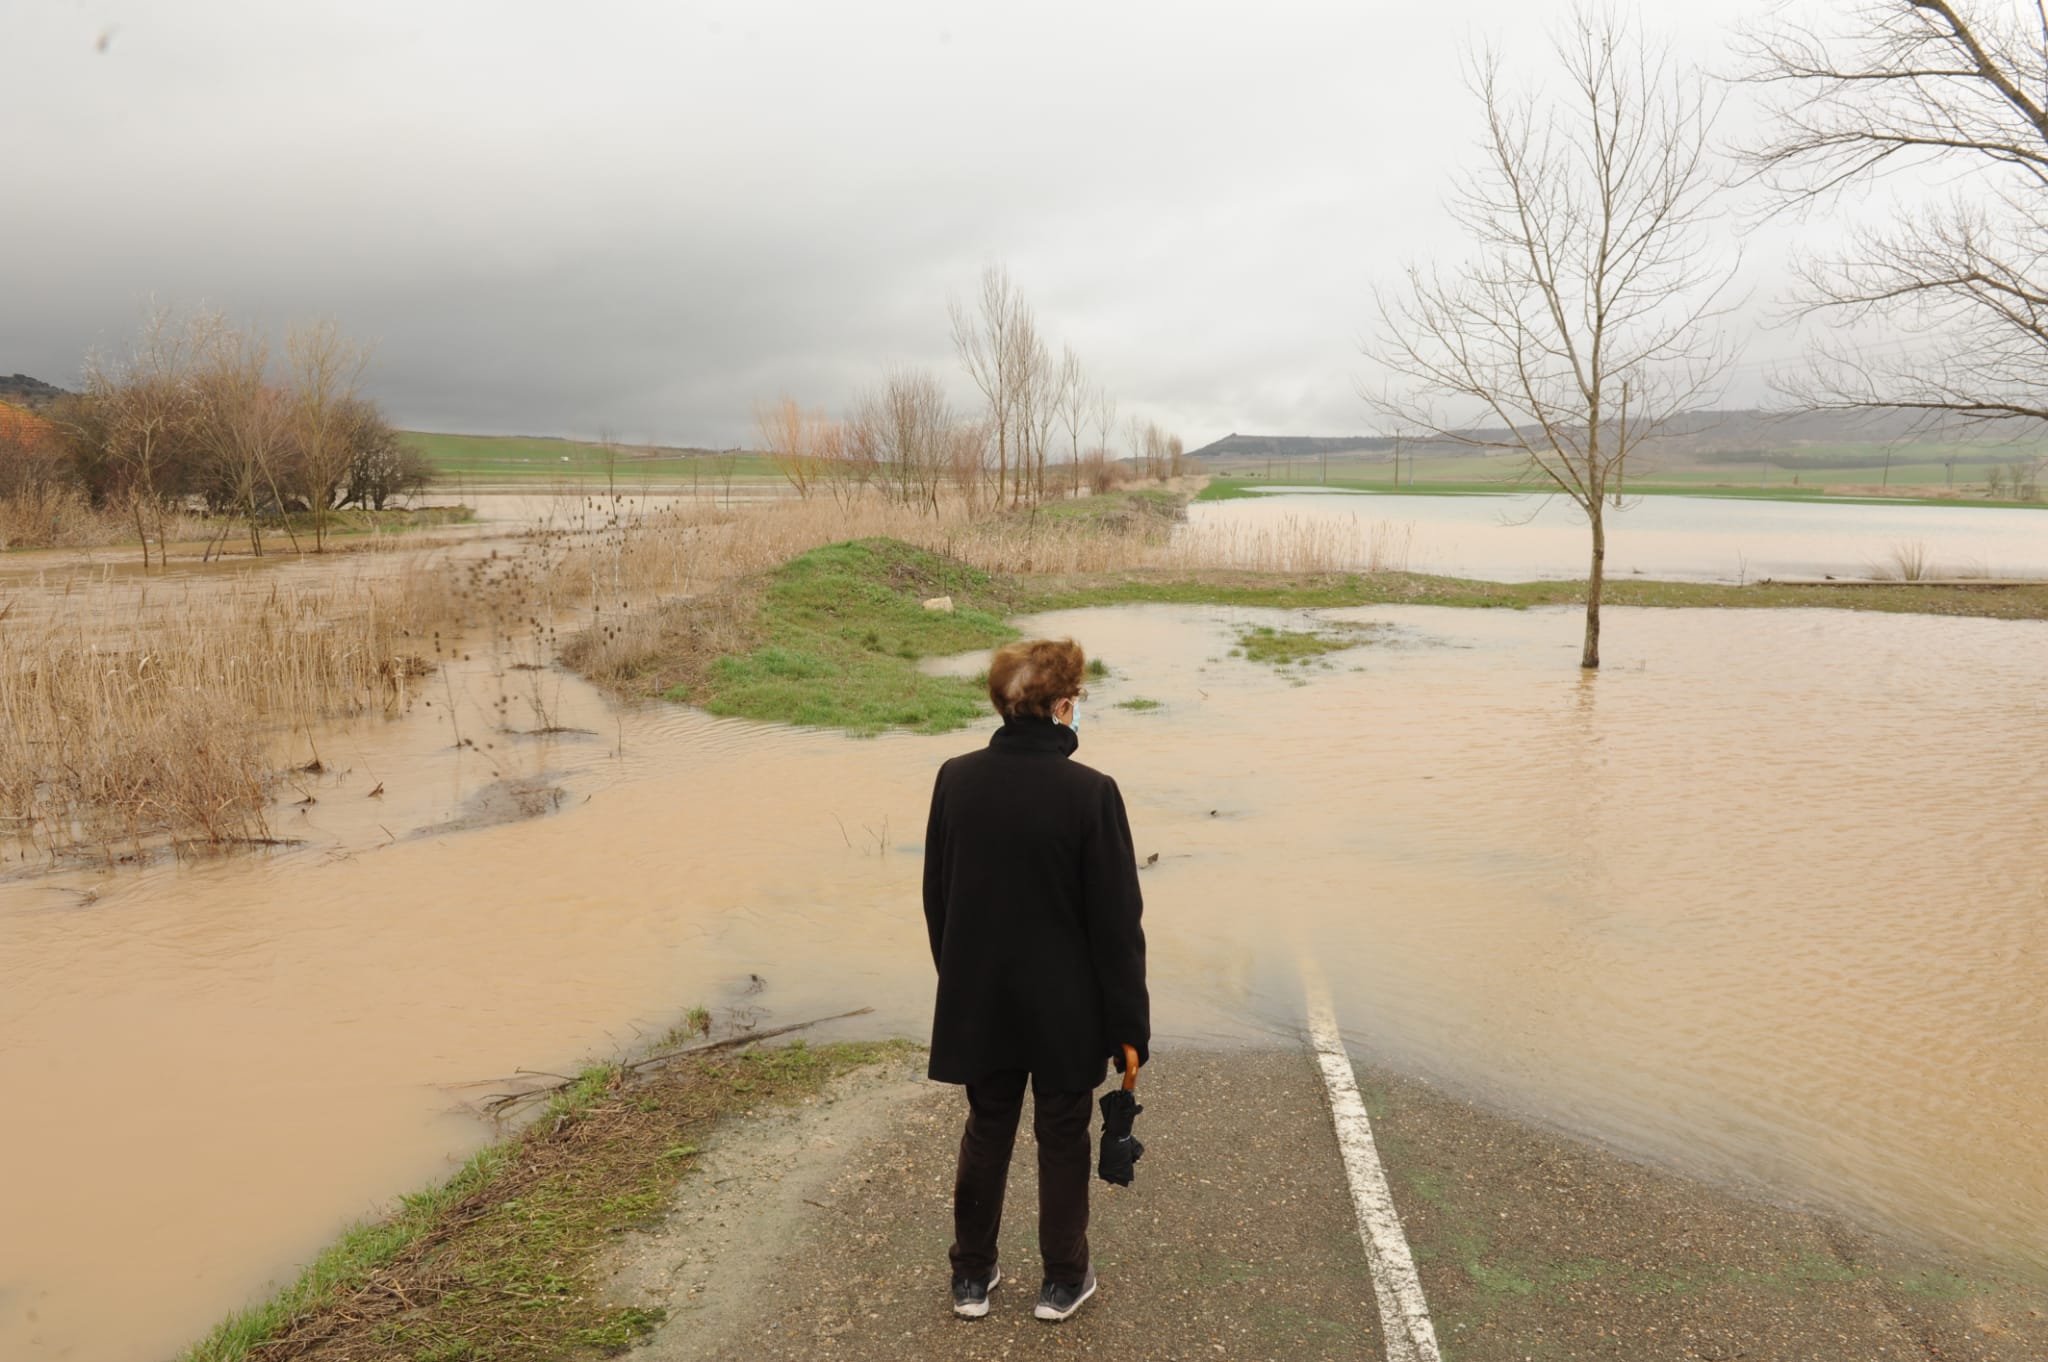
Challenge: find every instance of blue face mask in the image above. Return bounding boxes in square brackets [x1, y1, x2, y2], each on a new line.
[1062, 699, 1082, 730]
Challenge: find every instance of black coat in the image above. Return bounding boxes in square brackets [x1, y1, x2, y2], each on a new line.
[922, 716, 1150, 1092]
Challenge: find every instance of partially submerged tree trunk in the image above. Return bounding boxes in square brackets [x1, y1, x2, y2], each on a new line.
[1583, 507, 1606, 670]
[1365, 4, 1737, 671]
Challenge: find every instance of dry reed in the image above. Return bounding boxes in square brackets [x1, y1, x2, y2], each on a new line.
[0, 486, 209, 552]
[0, 564, 465, 861]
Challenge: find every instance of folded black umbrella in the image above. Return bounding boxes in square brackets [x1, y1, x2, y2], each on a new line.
[1098, 1044, 1145, 1186]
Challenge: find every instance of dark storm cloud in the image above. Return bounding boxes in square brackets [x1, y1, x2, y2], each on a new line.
[4, 0, 1801, 447]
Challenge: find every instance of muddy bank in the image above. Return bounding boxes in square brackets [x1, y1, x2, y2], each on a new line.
[181, 1032, 915, 1362]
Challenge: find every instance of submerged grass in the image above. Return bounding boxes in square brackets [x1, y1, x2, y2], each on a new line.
[183, 1037, 916, 1362]
[1232, 622, 1384, 667]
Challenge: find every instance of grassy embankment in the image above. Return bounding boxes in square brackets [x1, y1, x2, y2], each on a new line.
[184, 1034, 916, 1362]
[564, 537, 1023, 733]
[1193, 473, 2048, 511]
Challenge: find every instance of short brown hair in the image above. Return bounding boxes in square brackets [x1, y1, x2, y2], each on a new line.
[988, 638, 1085, 720]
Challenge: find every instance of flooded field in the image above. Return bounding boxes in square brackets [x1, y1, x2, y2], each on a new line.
[2, 543, 2045, 1359]
[1188, 488, 2048, 581]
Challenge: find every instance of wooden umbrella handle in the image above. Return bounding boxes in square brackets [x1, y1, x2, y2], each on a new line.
[1121, 1044, 1140, 1091]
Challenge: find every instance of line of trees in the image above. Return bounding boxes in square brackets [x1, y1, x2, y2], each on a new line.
[755, 265, 1183, 513]
[951, 263, 1168, 506]
[5, 309, 427, 565]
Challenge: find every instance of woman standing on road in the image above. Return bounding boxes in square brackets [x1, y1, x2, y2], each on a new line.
[922, 637, 1150, 1325]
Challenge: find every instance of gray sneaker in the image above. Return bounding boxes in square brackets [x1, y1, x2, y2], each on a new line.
[951, 1266, 999, 1318]
[1033, 1266, 1097, 1322]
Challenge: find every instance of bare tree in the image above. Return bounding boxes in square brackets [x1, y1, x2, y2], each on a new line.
[1014, 332, 1060, 505]
[945, 419, 994, 514]
[1131, 419, 1175, 481]
[1742, 1, 2048, 426]
[190, 318, 290, 558]
[850, 366, 954, 514]
[340, 400, 426, 511]
[77, 307, 202, 569]
[1090, 385, 1118, 492]
[813, 415, 872, 510]
[1055, 346, 1088, 497]
[950, 264, 1046, 508]
[1366, 7, 1736, 669]
[1123, 414, 1148, 480]
[755, 395, 824, 499]
[286, 320, 369, 550]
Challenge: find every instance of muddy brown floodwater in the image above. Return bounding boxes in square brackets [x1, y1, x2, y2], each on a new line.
[2, 597, 2044, 1361]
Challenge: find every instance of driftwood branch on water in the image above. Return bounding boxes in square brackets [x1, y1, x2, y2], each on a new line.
[477, 1007, 876, 1118]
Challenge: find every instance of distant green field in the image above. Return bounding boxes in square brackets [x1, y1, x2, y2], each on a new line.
[1207, 441, 2044, 492]
[403, 431, 780, 486]
[1194, 472, 2041, 511]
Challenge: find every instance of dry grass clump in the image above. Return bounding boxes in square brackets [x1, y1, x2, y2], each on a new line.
[0, 486, 209, 551]
[1870, 538, 1932, 581]
[0, 565, 461, 861]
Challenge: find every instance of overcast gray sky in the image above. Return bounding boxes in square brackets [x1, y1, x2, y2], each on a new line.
[5, 0, 1815, 448]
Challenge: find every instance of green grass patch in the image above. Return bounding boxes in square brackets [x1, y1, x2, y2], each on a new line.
[182, 1036, 918, 1362]
[1115, 697, 1164, 711]
[694, 540, 1017, 733]
[567, 539, 1020, 735]
[1232, 622, 1383, 667]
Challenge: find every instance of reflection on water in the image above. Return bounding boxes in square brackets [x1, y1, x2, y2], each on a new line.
[1187, 490, 2048, 581]
[3, 598, 2046, 1360]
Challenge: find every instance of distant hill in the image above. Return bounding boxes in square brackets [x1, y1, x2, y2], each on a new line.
[1189, 409, 2048, 466]
[1185, 433, 1407, 461]
[0, 373, 70, 410]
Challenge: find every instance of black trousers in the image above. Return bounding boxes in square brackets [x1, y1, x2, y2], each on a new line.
[949, 1068, 1093, 1285]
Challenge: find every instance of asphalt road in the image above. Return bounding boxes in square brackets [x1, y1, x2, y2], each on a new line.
[621, 1044, 2047, 1362]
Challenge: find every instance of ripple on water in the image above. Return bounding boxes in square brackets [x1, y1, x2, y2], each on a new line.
[3, 601, 2046, 1362]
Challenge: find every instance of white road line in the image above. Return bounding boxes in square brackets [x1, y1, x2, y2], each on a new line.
[1303, 966, 1442, 1362]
